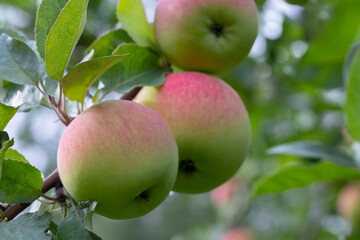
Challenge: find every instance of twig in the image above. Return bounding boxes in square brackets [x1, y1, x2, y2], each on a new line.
[120, 87, 142, 100]
[37, 82, 70, 126]
[0, 204, 7, 211]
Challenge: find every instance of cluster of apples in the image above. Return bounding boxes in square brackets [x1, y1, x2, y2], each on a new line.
[57, 0, 258, 219]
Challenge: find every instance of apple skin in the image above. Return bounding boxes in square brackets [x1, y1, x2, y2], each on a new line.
[211, 178, 239, 206]
[221, 228, 253, 240]
[337, 183, 360, 224]
[57, 100, 178, 219]
[135, 72, 251, 193]
[154, 0, 258, 74]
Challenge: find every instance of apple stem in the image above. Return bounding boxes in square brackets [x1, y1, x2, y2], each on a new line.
[160, 56, 172, 72]
[210, 23, 224, 37]
[179, 159, 198, 174]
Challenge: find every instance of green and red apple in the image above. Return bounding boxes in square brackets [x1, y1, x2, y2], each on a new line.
[57, 100, 178, 219]
[154, 0, 259, 73]
[135, 72, 251, 193]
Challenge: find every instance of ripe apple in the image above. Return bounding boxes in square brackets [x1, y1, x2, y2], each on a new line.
[154, 0, 258, 73]
[211, 178, 240, 206]
[135, 72, 251, 193]
[337, 183, 360, 224]
[221, 228, 253, 240]
[57, 100, 178, 219]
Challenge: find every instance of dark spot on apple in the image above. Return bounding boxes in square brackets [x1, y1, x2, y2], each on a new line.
[179, 159, 197, 174]
[210, 22, 224, 37]
[136, 189, 151, 201]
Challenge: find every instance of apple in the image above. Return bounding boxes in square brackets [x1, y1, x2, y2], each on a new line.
[57, 100, 178, 219]
[154, 0, 258, 74]
[337, 183, 360, 224]
[211, 178, 239, 206]
[221, 228, 253, 240]
[135, 72, 251, 193]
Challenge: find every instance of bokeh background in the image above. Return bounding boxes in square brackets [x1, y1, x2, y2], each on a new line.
[1, 0, 360, 239]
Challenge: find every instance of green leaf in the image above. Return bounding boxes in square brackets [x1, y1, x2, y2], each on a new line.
[49, 221, 58, 236]
[0, 211, 52, 240]
[0, 131, 9, 149]
[302, 0, 360, 65]
[38, 203, 63, 225]
[345, 43, 360, 141]
[86, 29, 133, 58]
[101, 43, 166, 95]
[0, 0, 37, 10]
[0, 80, 23, 103]
[45, 0, 89, 81]
[26, 40, 48, 80]
[0, 102, 19, 131]
[0, 138, 14, 179]
[14, 85, 43, 113]
[116, 0, 154, 48]
[5, 149, 28, 163]
[35, 0, 69, 59]
[0, 28, 26, 41]
[0, 34, 40, 85]
[253, 162, 360, 197]
[57, 201, 101, 240]
[62, 55, 127, 103]
[267, 141, 356, 168]
[0, 159, 43, 204]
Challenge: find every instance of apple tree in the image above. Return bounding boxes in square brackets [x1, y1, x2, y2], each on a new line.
[1, 0, 360, 239]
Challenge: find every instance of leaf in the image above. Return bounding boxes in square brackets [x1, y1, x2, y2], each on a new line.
[253, 162, 360, 197]
[0, 211, 52, 240]
[0, 0, 37, 11]
[116, 0, 154, 48]
[345, 42, 360, 141]
[267, 141, 356, 168]
[14, 85, 43, 113]
[0, 138, 14, 179]
[86, 29, 133, 58]
[45, 0, 89, 81]
[48, 221, 58, 236]
[62, 55, 127, 103]
[35, 0, 69, 59]
[0, 28, 26, 41]
[0, 131, 9, 149]
[101, 43, 166, 95]
[57, 201, 101, 240]
[26, 40, 48, 81]
[0, 102, 19, 131]
[0, 80, 24, 103]
[38, 203, 63, 225]
[302, 0, 360, 65]
[0, 34, 40, 85]
[5, 149, 28, 163]
[0, 159, 43, 204]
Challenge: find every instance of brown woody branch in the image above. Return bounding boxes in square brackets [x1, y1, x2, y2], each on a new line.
[120, 86, 142, 101]
[2, 88, 140, 221]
